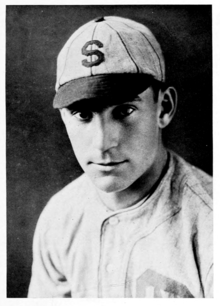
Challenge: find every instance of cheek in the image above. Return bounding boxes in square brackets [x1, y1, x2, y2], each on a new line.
[65, 123, 88, 154]
[126, 115, 159, 152]
[65, 123, 96, 172]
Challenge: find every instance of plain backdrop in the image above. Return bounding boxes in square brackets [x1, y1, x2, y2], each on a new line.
[6, 5, 212, 297]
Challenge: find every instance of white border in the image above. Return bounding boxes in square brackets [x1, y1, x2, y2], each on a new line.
[2, 1, 220, 305]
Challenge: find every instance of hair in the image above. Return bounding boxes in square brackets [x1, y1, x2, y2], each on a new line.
[151, 79, 168, 102]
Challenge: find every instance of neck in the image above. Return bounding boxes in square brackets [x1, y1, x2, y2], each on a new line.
[96, 147, 168, 211]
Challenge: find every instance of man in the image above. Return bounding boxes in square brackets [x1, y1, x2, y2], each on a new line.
[28, 16, 213, 298]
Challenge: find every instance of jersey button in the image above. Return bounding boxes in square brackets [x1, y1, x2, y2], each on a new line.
[109, 217, 119, 225]
[106, 264, 114, 273]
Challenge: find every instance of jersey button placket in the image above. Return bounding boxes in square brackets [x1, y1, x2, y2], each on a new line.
[109, 216, 119, 226]
[99, 215, 122, 297]
[105, 217, 119, 278]
[106, 263, 114, 274]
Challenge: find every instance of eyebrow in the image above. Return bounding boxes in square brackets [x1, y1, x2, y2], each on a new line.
[65, 95, 142, 112]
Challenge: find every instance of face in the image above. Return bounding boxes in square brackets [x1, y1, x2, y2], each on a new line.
[60, 87, 164, 193]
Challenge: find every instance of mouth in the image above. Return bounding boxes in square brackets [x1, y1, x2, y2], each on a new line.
[91, 160, 127, 170]
[98, 161, 125, 166]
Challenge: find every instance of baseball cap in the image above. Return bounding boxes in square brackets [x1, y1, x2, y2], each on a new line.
[53, 16, 165, 109]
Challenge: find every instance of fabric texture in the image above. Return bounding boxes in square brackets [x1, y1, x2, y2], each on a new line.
[28, 151, 213, 298]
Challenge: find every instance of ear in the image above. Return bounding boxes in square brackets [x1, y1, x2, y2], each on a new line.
[157, 86, 177, 129]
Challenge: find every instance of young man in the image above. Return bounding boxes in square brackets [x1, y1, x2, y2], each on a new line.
[28, 16, 213, 298]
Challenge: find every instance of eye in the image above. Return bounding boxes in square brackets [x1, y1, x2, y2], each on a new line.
[113, 105, 136, 119]
[72, 110, 93, 122]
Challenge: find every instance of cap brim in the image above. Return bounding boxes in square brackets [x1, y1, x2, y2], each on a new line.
[53, 74, 155, 109]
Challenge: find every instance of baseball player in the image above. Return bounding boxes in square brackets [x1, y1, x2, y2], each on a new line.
[28, 16, 213, 298]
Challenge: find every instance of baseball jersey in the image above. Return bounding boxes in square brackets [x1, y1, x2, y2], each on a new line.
[28, 151, 213, 298]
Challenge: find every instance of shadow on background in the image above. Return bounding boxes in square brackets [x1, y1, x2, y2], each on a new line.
[6, 5, 212, 297]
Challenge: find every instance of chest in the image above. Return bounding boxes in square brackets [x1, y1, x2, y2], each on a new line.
[61, 212, 202, 298]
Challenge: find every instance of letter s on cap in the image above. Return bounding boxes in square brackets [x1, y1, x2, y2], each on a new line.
[81, 40, 104, 68]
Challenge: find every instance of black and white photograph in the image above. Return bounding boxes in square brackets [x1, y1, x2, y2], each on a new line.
[6, 4, 214, 299]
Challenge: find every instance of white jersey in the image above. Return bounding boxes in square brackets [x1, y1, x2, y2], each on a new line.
[28, 151, 213, 298]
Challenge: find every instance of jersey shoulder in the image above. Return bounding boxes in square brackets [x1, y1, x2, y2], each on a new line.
[36, 173, 94, 233]
[49, 173, 90, 206]
[170, 151, 213, 211]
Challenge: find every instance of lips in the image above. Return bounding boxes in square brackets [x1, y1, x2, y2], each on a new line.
[90, 160, 127, 170]
[97, 161, 125, 166]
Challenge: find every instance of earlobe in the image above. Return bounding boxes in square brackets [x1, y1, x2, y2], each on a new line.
[158, 87, 177, 129]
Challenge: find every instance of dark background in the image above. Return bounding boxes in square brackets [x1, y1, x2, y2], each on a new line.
[6, 5, 212, 298]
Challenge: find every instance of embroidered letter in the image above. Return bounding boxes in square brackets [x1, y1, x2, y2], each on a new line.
[81, 40, 104, 67]
[136, 269, 194, 298]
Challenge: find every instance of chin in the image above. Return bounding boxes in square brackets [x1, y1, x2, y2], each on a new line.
[91, 176, 129, 193]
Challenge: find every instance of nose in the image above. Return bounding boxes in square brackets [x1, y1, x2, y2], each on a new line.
[92, 114, 120, 152]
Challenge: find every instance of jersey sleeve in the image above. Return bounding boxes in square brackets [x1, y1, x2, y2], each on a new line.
[28, 202, 71, 298]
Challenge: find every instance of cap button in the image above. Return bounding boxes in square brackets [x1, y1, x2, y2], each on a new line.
[95, 16, 105, 22]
